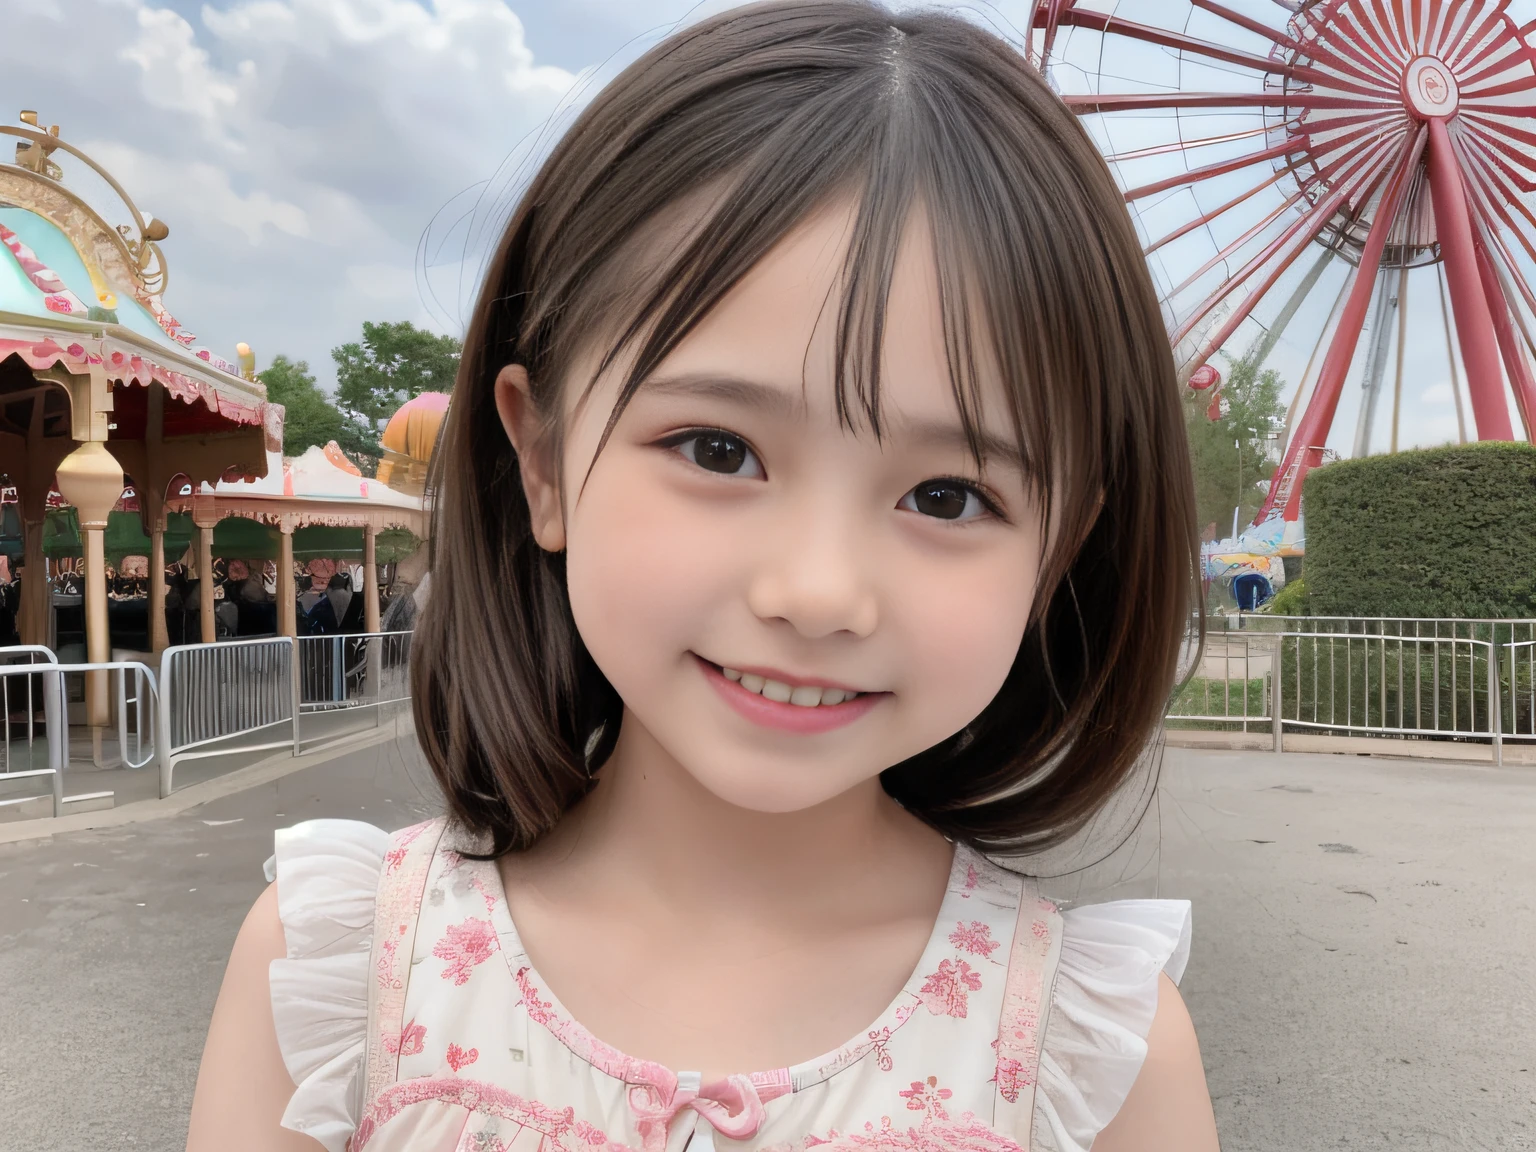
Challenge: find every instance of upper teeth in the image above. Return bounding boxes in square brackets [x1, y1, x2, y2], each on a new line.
[721, 667, 858, 707]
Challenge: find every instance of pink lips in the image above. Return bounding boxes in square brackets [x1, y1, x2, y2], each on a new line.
[697, 657, 884, 734]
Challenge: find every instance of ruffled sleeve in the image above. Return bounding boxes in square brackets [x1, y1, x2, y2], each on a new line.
[264, 819, 391, 1152]
[1031, 899, 1193, 1152]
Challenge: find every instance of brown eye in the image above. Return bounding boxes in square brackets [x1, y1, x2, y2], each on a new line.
[675, 431, 763, 478]
[901, 480, 985, 521]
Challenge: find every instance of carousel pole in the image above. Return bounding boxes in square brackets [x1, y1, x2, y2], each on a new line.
[197, 523, 216, 644]
[54, 442, 124, 750]
[363, 525, 380, 634]
[277, 519, 297, 639]
[147, 382, 169, 654]
[149, 518, 168, 653]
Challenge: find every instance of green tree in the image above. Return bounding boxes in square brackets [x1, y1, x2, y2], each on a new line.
[258, 355, 386, 472]
[332, 319, 461, 439]
[1183, 352, 1287, 539]
[258, 356, 344, 456]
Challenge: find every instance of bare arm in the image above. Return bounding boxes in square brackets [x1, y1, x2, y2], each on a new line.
[186, 882, 326, 1152]
[1090, 973, 1220, 1152]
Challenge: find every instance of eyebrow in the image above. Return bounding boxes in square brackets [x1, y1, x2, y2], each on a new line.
[643, 371, 1030, 474]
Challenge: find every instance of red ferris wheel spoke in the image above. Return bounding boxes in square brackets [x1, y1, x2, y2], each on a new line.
[1329, 7, 1404, 75]
[1295, 26, 1401, 89]
[1143, 170, 1288, 254]
[1188, 0, 1299, 49]
[1141, 114, 1395, 257]
[1445, 4, 1516, 73]
[1169, 129, 1406, 346]
[1455, 35, 1533, 89]
[1062, 92, 1394, 112]
[1043, 6, 1382, 95]
[1458, 125, 1536, 194]
[1166, 190, 1310, 299]
[1458, 72, 1536, 100]
[1102, 126, 1271, 165]
[1262, 125, 1428, 522]
[1460, 115, 1536, 171]
[1455, 143, 1536, 298]
[1122, 137, 1304, 202]
[1360, 1, 1411, 61]
[1178, 139, 1406, 363]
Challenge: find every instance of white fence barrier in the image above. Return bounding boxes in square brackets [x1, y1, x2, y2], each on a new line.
[158, 636, 298, 797]
[156, 631, 414, 796]
[1, 653, 157, 816]
[1170, 615, 1532, 763]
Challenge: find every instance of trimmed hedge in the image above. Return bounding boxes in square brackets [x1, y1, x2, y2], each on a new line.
[1303, 441, 1536, 618]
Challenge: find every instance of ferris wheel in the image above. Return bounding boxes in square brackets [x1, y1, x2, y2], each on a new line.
[1034, 0, 1536, 523]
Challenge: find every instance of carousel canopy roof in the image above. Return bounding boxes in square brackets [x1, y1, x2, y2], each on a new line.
[0, 111, 272, 444]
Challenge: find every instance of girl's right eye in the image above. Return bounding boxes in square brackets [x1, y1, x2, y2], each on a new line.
[667, 430, 764, 478]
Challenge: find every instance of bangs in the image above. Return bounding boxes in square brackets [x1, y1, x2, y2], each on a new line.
[555, 33, 1111, 585]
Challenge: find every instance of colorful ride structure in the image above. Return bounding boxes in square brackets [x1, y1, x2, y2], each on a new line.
[0, 109, 279, 725]
[1036, 0, 1536, 530]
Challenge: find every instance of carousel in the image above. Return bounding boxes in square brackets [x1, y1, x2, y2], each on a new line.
[0, 109, 276, 728]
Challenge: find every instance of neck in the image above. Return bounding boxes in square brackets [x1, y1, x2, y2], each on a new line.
[543, 708, 926, 909]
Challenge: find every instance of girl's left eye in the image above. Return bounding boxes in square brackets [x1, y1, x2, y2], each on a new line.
[669, 430, 764, 478]
[899, 479, 994, 522]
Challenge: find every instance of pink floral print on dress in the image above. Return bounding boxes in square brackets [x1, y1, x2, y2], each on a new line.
[434, 917, 500, 985]
[948, 921, 1000, 958]
[898, 1076, 953, 1120]
[382, 1018, 426, 1057]
[773, 1112, 1026, 1152]
[446, 1043, 479, 1072]
[918, 959, 982, 1018]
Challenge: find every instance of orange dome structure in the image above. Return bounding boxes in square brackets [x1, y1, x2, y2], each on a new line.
[376, 391, 449, 497]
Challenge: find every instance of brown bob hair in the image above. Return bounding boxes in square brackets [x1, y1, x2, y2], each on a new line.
[412, 0, 1201, 857]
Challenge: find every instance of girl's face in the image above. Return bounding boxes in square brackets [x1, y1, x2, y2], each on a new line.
[506, 203, 1046, 814]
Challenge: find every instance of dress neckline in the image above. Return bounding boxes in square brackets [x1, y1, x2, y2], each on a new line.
[473, 839, 997, 1094]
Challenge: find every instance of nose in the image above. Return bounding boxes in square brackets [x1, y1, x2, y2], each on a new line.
[744, 502, 879, 640]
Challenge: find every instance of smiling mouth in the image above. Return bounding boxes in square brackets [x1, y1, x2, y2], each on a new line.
[697, 659, 869, 708]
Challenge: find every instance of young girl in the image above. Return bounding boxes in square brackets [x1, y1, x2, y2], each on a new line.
[188, 3, 1218, 1150]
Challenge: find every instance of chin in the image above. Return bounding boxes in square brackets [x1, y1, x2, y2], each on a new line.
[681, 755, 874, 816]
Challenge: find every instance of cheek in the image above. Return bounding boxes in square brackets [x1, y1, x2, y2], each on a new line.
[563, 463, 735, 673]
[894, 540, 1039, 727]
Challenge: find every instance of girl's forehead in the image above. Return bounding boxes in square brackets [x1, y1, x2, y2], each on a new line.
[649, 201, 1008, 426]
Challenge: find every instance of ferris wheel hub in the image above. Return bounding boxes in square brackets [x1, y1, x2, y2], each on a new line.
[1401, 55, 1460, 120]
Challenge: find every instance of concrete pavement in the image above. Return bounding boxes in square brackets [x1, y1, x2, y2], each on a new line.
[0, 741, 1532, 1150]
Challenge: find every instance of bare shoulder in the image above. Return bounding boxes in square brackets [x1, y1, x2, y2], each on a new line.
[186, 883, 324, 1152]
[1089, 972, 1220, 1152]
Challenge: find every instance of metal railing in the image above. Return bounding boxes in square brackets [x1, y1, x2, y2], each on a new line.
[157, 636, 298, 796]
[296, 631, 412, 713]
[1169, 614, 1535, 762]
[2, 646, 58, 775]
[156, 631, 414, 796]
[1, 656, 158, 815]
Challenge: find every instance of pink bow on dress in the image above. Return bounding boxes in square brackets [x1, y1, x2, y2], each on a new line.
[627, 1069, 767, 1152]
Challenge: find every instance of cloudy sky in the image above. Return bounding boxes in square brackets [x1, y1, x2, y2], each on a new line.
[3, 0, 1527, 458]
[1, 0, 1017, 392]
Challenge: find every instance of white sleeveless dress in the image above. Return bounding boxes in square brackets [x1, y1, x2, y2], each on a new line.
[265, 819, 1191, 1152]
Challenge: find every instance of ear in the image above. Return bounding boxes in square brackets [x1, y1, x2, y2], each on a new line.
[494, 364, 566, 552]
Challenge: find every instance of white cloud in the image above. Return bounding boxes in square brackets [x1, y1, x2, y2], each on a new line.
[2, 0, 581, 389]
[119, 6, 239, 123]
[1420, 382, 1454, 406]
